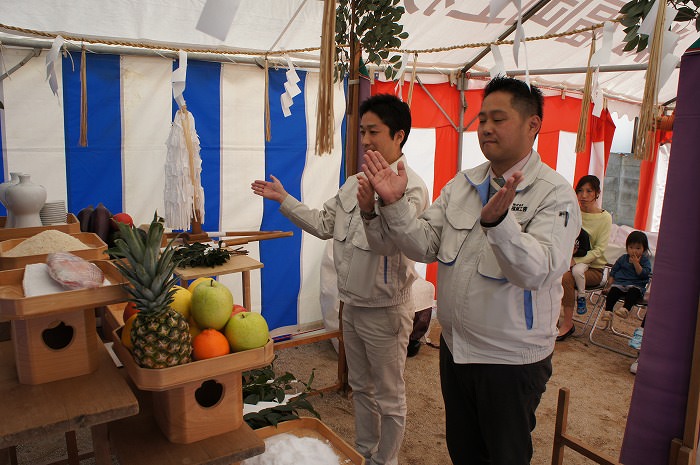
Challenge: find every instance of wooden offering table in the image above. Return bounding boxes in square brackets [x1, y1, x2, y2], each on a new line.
[174, 254, 263, 310]
[0, 340, 138, 465]
[109, 385, 265, 465]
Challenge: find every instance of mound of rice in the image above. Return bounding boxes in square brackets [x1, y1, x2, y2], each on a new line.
[2, 230, 91, 257]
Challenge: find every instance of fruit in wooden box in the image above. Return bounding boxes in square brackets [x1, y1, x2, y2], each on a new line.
[190, 280, 233, 331]
[110, 213, 192, 368]
[224, 312, 269, 352]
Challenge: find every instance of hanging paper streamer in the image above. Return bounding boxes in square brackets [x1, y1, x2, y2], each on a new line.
[393, 52, 409, 95]
[281, 57, 301, 117]
[196, 0, 241, 41]
[512, 0, 524, 68]
[590, 21, 614, 67]
[638, 0, 660, 41]
[172, 50, 187, 109]
[658, 6, 681, 90]
[45, 35, 64, 97]
[489, 0, 511, 22]
[489, 44, 505, 78]
[591, 67, 603, 117]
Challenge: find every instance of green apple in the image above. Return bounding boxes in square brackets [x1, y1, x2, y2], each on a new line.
[224, 312, 269, 352]
[190, 280, 233, 330]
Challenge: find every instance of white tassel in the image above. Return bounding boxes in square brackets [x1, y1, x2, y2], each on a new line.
[164, 109, 205, 230]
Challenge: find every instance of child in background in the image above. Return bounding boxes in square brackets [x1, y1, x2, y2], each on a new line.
[601, 230, 652, 323]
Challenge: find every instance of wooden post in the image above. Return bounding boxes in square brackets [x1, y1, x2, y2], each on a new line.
[337, 301, 349, 396]
[668, 299, 700, 465]
[344, 1, 361, 178]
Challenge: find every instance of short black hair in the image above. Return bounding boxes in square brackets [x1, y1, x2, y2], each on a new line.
[483, 76, 544, 120]
[575, 175, 601, 195]
[626, 230, 650, 254]
[359, 94, 411, 148]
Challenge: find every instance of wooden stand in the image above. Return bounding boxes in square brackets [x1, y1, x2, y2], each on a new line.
[109, 385, 264, 465]
[0, 261, 129, 384]
[0, 340, 138, 465]
[112, 331, 274, 444]
[551, 388, 621, 465]
[12, 308, 99, 384]
[152, 370, 243, 444]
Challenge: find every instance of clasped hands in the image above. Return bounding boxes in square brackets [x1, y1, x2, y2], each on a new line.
[358, 150, 523, 224]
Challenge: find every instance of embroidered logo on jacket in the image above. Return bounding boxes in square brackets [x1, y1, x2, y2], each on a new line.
[511, 203, 528, 212]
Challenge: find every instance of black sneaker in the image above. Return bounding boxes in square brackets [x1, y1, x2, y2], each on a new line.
[407, 340, 421, 357]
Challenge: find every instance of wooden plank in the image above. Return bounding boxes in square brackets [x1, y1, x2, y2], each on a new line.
[273, 329, 341, 350]
[173, 255, 263, 281]
[0, 340, 138, 449]
[219, 231, 293, 246]
[551, 387, 621, 465]
[0, 213, 80, 241]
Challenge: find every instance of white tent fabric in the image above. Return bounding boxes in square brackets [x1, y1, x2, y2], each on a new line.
[1, 0, 698, 108]
[0, 0, 694, 330]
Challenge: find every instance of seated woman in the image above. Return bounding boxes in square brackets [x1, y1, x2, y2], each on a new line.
[557, 175, 612, 341]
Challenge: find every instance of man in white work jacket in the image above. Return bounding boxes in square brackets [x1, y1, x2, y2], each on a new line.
[357, 76, 580, 465]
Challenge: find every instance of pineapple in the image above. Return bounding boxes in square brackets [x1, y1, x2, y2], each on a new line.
[110, 213, 192, 368]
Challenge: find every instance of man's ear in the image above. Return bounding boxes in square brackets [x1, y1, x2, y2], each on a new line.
[529, 115, 542, 134]
[394, 129, 405, 145]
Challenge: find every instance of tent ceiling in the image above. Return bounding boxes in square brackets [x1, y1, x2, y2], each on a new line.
[1, 0, 698, 106]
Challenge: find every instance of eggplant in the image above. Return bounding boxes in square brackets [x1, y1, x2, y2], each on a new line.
[89, 203, 112, 244]
[76, 205, 94, 232]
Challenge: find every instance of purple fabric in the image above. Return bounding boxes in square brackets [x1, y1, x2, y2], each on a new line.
[620, 50, 700, 463]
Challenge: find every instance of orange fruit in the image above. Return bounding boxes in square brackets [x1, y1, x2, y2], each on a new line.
[121, 314, 138, 350]
[192, 329, 230, 360]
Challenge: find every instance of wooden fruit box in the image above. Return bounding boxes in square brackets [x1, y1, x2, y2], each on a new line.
[0, 231, 107, 270]
[254, 417, 365, 465]
[111, 332, 274, 391]
[0, 213, 80, 241]
[0, 260, 129, 319]
[112, 331, 274, 443]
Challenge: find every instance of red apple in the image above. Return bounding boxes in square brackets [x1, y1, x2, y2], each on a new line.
[122, 301, 140, 322]
[111, 212, 134, 230]
[231, 304, 249, 317]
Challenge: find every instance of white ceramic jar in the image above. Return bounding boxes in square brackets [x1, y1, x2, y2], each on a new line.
[5, 174, 47, 228]
[0, 172, 23, 228]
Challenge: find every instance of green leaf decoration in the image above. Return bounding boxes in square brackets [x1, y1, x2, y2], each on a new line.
[619, 0, 699, 53]
[335, 0, 409, 81]
[241, 357, 321, 430]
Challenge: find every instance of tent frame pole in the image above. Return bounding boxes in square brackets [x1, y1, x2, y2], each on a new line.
[0, 35, 658, 77]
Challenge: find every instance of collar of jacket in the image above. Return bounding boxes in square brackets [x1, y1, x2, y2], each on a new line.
[463, 150, 542, 194]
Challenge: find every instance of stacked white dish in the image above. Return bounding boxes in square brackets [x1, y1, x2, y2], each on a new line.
[40, 200, 67, 225]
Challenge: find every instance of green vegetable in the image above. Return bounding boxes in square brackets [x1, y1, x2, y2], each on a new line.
[242, 359, 320, 429]
[173, 241, 234, 268]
